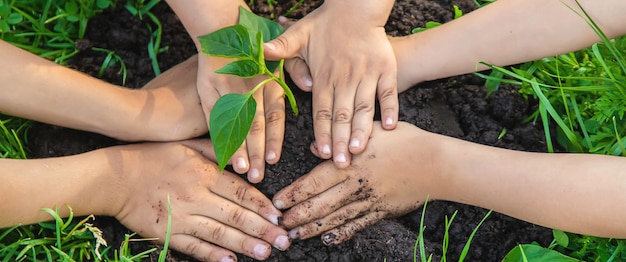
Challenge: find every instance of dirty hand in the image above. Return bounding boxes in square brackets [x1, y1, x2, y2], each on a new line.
[272, 122, 433, 245]
[264, 0, 399, 169]
[196, 54, 286, 183]
[110, 139, 291, 261]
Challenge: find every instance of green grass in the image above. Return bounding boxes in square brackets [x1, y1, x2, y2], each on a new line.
[412, 199, 492, 262]
[477, 1, 626, 260]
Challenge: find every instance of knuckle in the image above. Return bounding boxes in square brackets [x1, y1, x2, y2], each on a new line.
[333, 108, 353, 124]
[265, 111, 284, 126]
[234, 184, 249, 203]
[184, 241, 201, 255]
[229, 207, 248, 226]
[315, 108, 333, 122]
[378, 87, 398, 103]
[248, 119, 265, 136]
[354, 100, 374, 114]
[210, 224, 227, 241]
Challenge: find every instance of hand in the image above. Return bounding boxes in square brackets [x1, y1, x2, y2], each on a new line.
[196, 54, 286, 183]
[264, 2, 399, 169]
[119, 55, 207, 142]
[272, 122, 435, 245]
[110, 139, 291, 261]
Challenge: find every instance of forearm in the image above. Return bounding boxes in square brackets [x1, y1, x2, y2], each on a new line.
[0, 40, 137, 137]
[0, 150, 123, 228]
[432, 134, 626, 238]
[396, 0, 626, 90]
[165, 0, 248, 49]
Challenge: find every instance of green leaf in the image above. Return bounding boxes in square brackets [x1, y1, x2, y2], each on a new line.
[209, 93, 257, 170]
[96, 0, 111, 9]
[198, 24, 252, 59]
[215, 59, 261, 77]
[7, 13, 22, 24]
[553, 230, 570, 248]
[238, 6, 284, 71]
[503, 244, 581, 262]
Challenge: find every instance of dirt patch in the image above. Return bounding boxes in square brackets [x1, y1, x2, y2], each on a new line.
[27, 0, 552, 261]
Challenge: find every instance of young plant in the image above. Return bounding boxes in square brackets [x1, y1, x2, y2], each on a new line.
[198, 6, 298, 170]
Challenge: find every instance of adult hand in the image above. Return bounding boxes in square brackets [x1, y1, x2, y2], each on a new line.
[110, 139, 291, 261]
[272, 122, 436, 245]
[264, 1, 399, 169]
[196, 54, 286, 183]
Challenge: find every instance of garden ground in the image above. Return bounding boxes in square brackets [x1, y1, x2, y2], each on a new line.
[26, 0, 553, 261]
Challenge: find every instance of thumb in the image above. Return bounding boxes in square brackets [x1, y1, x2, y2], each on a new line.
[263, 27, 305, 61]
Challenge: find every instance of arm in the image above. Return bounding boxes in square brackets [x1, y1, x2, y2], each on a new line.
[0, 40, 207, 141]
[264, 0, 399, 168]
[0, 139, 291, 261]
[392, 0, 626, 91]
[273, 122, 626, 244]
[165, 0, 287, 183]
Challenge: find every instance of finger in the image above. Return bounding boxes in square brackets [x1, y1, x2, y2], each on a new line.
[331, 80, 357, 168]
[231, 142, 250, 174]
[245, 86, 267, 183]
[172, 215, 275, 261]
[263, 82, 286, 165]
[349, 77, 377, 155]
[181, 139, 218, 163]
[309, 141, 321, 158]
[320, 211, 386, 246]
[277, 16, 297, 29]
[311, 71, 334, 160]
[377, 70, 399, 130]
[263, 23, 306, 61]
[291, 200, 374, 240]
[212, 171, 283, 227]
[273, 160, 347, 210]
[167, 234, 237, 262]
[284, 57, 313, 92]
[279, 174, 365, 228]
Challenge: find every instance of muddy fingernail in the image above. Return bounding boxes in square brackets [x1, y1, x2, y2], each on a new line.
[273, 235, 291, 251]
[221, 256, 235, 262]
[322, 232, 337, 246]
[273, 199, 285, 209]
[254, 244, 270, 259]
[288, 228, 300, 240]
[322, 144, 331, 155]
[268, 214, 279, 225]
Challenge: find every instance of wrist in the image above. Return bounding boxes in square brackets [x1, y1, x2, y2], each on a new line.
[319, 0, 393, 26]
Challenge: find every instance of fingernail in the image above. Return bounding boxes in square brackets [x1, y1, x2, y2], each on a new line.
[303, 75, 313, 87]
[254, 244, 269, 259]
[385, 117, 394, 126]
[266, 151, 277, 161]
[273, 199, 285, 209]
[237, 157, 247, 170]
[249, 168, 260, 181]
[273, 235, 290, 251]
[288, 228, 300, 239]
[278, 16, 288, 23]
[322, 144, 331, 155]
[335, 153, 346, 163]
[264, 42, 275, 51]
[322, 232, 338, 246]
[268, 214, 279, 225]
[221, 256, 235, 262]
[349, 138, 360, 149]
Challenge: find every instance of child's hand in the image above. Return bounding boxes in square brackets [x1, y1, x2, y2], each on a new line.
[112, 139, 291, 261]
[264, 1, 399, 169]
[272, 122, 433, 244]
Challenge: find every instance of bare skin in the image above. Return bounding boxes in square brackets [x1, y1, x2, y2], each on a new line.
[264, 0, 399, 169]
[274, 122, 626, 244]
[166, 0, 286, 183]
[273, 0, 626, 245]
[0, 40, 291, 260]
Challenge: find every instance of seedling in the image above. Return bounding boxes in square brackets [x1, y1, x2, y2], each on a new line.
[198, 6, 298, 170]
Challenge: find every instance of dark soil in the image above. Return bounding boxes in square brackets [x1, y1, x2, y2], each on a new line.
[27, 0, 553, 261]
